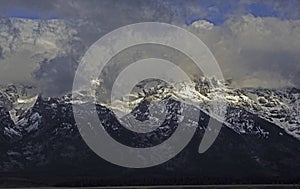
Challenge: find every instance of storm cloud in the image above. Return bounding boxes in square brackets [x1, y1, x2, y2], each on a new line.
[0, 0, 299, 96]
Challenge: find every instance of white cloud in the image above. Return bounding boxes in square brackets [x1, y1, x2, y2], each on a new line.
[191, 20, 214, 30]
[185, 14, 300, 88]
[0, 18, 77, 85]
[1, 0, 299, 91]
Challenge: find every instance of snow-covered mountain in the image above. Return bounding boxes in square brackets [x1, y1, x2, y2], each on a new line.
[0, 79, 299, 157]
[0, 18, 299, 187]
[94, 78, 300, 139]
[0, 84, 38, 125]
[0, 80, 300, 186]
[2, 77, 299, 143]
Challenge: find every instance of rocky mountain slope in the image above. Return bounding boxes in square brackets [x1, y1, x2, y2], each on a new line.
[0, 80, 299, 186]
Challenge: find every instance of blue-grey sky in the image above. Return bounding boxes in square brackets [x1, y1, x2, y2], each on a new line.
[2, 0, 300, 24]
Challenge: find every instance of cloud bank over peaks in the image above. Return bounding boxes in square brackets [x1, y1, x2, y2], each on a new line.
[186, 14, 300, 89]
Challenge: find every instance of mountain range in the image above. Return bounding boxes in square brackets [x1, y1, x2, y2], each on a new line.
[0, 18, 299, 187]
